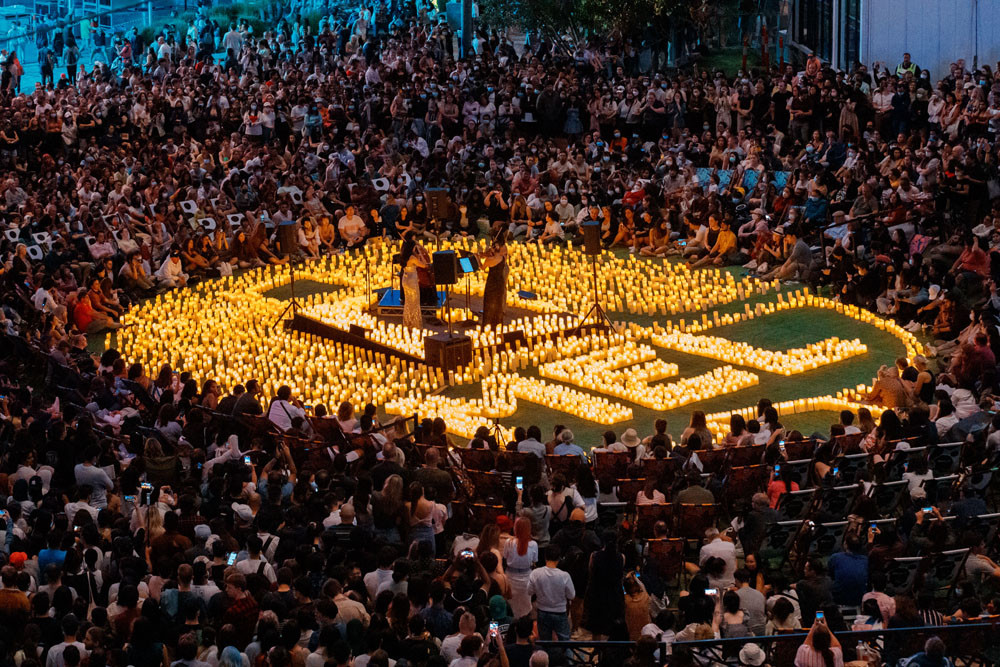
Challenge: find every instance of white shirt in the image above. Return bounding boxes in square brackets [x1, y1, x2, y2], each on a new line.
[527, 565, 575, 613]
[236, 556, 276, 583]
[46, 642, 89, 667]
[699, 538, 737, 588]
[363, 568, 393, 600]
[338, 214, 366, 242]
[267, 399, 305, 432]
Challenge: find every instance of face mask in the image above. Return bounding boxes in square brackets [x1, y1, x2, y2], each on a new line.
[560, 198, 568, 205]
[703, 124, 710, 131]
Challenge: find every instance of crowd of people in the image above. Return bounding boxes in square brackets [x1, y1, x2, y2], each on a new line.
[2, 0, 1000, 665]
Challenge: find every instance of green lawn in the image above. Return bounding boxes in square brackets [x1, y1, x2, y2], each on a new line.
[104, 254, 911, 449]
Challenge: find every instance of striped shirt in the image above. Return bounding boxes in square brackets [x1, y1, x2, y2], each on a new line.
[794, 645, 844, 667]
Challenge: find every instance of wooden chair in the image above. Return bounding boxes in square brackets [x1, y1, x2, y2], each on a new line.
[497, 451, 543, 485]
[697, 448, 728, 474]
[467, 471, 509, 502]
[818, 484, 859, 517]
[726, 464, 769, 504]
[833, 432, 866, 455]
[455, 447, 497, 472]
[593, 451, 631, 480]
[867, 480, 907, 514]
[617, 478, 646, 505]
[833, 452, 869, 481]
[413, 443, 448, 465]
[635, 503, 673, 538]
[807, 520, 849, 557]
[545, 454, 583, 481]
[783, 438, 817, 461]
[728, 444, 766, 468]
[674, 503, 718, 540]
[884, 556, 924, 595]
[641, 458, 681, 485]
[644, 537, 685, 586]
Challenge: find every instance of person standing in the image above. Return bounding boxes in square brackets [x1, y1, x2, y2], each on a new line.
[400, 233, 431, 329]
[528, 545, 575, 644]
[480, 232, 509, 327]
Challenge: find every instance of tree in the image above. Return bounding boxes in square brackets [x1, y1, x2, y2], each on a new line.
[478, 0, 691, 54]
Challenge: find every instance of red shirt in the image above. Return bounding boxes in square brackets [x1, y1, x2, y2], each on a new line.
[73, 298, 94, 331]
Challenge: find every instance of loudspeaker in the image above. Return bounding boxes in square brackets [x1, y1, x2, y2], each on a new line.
[424, 187, 451, 219]
[276, 222, 298, 255]
[432, 250, 459, 285]
[582, 221, 601, 256]
[424, 333, 473, 372]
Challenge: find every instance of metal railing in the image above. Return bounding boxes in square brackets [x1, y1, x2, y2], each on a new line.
[668, 621, 1000, 666]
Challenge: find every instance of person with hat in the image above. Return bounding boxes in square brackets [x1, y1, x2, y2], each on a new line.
[552, 429, 586, 462]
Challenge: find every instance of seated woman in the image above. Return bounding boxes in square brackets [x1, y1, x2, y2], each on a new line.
[689, 218, 740, 268]
[180, 238, 212, 276]
[640, 218, 671, 257]
[298, 218, 321, 258]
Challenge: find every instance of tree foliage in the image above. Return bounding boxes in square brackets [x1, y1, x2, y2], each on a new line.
[478, 0, 694, 50]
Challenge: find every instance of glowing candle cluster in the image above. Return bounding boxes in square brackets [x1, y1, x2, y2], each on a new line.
[650, 331, 867, 375]
[704, 393, 887, 444]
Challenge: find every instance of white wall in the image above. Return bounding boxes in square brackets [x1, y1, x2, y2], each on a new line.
[860, 0, 1000, 80]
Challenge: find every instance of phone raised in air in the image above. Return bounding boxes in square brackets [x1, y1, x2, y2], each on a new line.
[515, 476, 523, 490]
[227, 552, 237, 566]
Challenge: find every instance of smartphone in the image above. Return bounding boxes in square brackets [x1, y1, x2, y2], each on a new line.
[227, 552, 237, 566]
[704, 588, 718, 596]
[832, 467, 839, 476]
[197, 462, 203, 470]
[515, 476, 523, 490]
[124, 495, 135, 503]
[0, 510, 8, 518]
[923, 506, 934, 513]
[460, 549, 475, 559]
[489, 621, 499, 636]
[774, 464, 781, 472]
[778, 441, 786, 454]
[816, 611, 825, 620]
[243, 455, 252, 465]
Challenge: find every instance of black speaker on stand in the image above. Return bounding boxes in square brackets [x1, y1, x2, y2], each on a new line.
[276, 222, 298, 256]
[578, 222, 615, 336]
[582, 221, 602, 256]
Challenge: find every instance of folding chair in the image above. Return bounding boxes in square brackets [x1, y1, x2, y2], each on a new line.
[413, 443, 448, 465]
[725, 465, 769, 510]
[818, 484, 859, 517]
[926, 548, 970, 599]
[967, 468, 996, 498]
[969, 513, 1000, 549]
[884, 556, 924, 595]
[776, 488, 816, 521]
[455, 448, 496, 472]
[885, 447, 928, 481]
[675, 503, 718, 540]
[642, 457, 681, 485]
[921, 474, 960, 505]
[597, 501, 628, 528]
[593, 451, 631, 481]
[833, 432, 865, 455]
[545, 454, 583, 481]
[833, 452, 869, 481]
[617, 478, 646, 506]
[780, 458, 812, 486]
[644, 537, 685, 587]
[784, 438, 817, 461]
[760, 520, 804, 570]
[728, 444, 766, 468]
[636, 503, 673, 538]
[31, 232, 51, 249]
[497, 451, 543, 486]
[929, 442, 964, 475]
[697, 449, 728, 474]
[867, 480, 908, 514]
[467, 471, 509, 503]
[807, 520, 848, 557]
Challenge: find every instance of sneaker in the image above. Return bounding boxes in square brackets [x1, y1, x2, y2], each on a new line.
[904, 321, 921, 332]
[744, 259, 758, 270]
